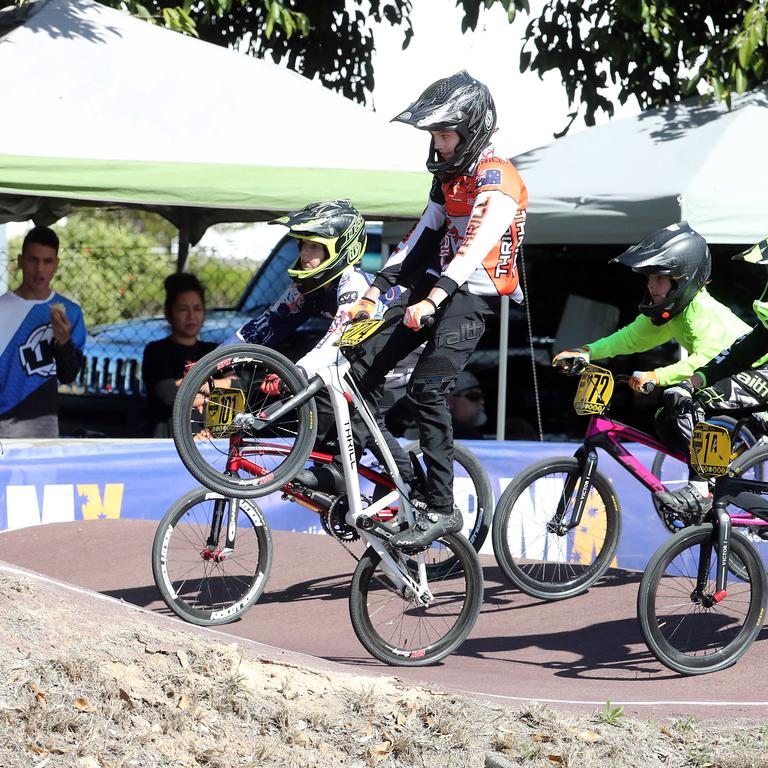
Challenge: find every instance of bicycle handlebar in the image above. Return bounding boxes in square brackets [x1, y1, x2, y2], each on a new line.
[554, 363, 657, 394]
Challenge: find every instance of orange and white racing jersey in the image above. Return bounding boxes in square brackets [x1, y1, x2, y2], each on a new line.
[372, 146, 528, 301]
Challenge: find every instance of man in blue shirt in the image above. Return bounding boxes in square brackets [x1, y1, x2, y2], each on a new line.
[0, 226, 86, 437]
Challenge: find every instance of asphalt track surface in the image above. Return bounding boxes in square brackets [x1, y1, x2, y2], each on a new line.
[2, 519, 768, 721]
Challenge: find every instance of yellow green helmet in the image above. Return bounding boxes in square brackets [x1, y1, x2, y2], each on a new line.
[272, 199, 366, 295]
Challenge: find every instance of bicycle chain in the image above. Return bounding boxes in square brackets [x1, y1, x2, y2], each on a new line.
[321, 499, 361, 562]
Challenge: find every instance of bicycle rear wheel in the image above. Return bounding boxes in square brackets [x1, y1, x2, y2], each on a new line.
[404, 440, 493, 576]
[492, 457, 621, 600]
[637, 525, 767, 675]
[172, 344, 317, 497]
[152, 488, 272, 626]
[349, 534, 483, 666]
[729, 444, 768, 572]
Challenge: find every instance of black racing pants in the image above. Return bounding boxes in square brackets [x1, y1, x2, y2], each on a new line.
[655, 366, 768, 481]
[345, 287, 492, 511]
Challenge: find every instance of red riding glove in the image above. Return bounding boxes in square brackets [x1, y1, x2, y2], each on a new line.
[260, 373, 282, 396]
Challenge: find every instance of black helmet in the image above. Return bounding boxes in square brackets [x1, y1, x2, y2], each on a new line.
[271, 200, 366, 295]
[733, 238, 768, 266]
[392, 70, 496, 181]
[612, 222, 711, 325]
[733, 237, 768, 303]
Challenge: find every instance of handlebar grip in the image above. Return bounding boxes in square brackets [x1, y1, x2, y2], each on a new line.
[555, 358, 586, 376]
[641, 381, 657, 394]
[420, 315, 435, 329]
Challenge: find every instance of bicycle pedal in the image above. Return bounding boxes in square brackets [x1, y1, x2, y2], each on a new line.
[371, 507, 398, 522]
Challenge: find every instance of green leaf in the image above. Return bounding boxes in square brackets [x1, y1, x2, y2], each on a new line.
[736, 67, 748, 94]
[520, 49, 532, 72]
[738, 39, 755, 69]
[712, 76, 724, 101]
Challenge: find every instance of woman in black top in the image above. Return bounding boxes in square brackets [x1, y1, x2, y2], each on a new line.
[142, 273, 216, 437]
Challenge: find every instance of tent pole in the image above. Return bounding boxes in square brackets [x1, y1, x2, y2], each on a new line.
[495, 295, 509, 440]
[176, 215, 190, 272]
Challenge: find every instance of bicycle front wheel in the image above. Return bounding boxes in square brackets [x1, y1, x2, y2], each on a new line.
[172, 344, 317, 497]
[152, 488, 273, 626]
[492, 457, 621, 600]
[637, 525, 767, 675]
[349, 534, 484, 666]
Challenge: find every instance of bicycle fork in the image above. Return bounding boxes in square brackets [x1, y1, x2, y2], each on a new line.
[549, 446, 598, 534]
[201, 496, 239, 562]
[693, 504, 731, 605]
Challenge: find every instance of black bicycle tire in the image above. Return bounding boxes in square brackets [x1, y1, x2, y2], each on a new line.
[172, 343, 317, 498]
[152, 487, 273, 626]
[637, 525, 767, 675]
[491, 456, 622, 600]
[348, 533, 484, 666]
[404, 440, 493, 553]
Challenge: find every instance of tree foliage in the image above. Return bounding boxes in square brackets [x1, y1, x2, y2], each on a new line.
[5, 0, 766, 130]
[517, 1, 768, 133]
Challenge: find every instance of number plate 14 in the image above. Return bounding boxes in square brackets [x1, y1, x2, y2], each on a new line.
[690, 422, 732, 478]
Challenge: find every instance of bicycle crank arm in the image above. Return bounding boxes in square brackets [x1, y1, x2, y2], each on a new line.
[356, 514, 406, 542]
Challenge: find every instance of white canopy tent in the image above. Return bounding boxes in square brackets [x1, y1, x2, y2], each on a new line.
[515, 88, 768, 245]
[0, 0, 430, 244]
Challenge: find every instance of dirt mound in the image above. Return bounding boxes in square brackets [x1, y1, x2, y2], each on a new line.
[0, 564, 765, 768]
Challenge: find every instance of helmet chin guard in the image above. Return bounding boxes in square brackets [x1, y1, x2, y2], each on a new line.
[613, 222, 711, 325]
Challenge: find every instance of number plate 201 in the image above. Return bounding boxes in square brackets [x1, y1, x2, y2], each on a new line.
[690, 422, 732, 478]
[573, 366, 614, 415]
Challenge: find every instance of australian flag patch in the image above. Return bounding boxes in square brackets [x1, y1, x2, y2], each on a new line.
[477, 168, 502, 188]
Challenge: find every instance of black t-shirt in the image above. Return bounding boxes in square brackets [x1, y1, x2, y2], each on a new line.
[142, 337, 217, 437]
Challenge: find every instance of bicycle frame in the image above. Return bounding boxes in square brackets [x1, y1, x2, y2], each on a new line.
[559, 414, 689, 532]
[218, 349, 435, 605]
[566, 414, 768, 535]
[316, 358, 434, 604]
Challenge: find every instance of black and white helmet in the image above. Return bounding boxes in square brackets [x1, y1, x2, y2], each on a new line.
[271, 200, 366, 295]
[392, 70, 496, 181]
[612, 222, 711, 325]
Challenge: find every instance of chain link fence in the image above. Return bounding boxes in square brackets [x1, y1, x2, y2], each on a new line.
[1, 244, 268, 398]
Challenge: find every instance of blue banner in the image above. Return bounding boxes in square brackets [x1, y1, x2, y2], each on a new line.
[0, 438, 682, 569]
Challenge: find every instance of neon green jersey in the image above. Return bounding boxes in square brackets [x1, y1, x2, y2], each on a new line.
[586, 288, 768, 387]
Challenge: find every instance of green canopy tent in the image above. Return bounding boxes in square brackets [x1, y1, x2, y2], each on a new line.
[0, 0, 431, 260]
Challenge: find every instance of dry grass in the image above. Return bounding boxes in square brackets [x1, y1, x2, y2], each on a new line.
[0, 570, 766, 768]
